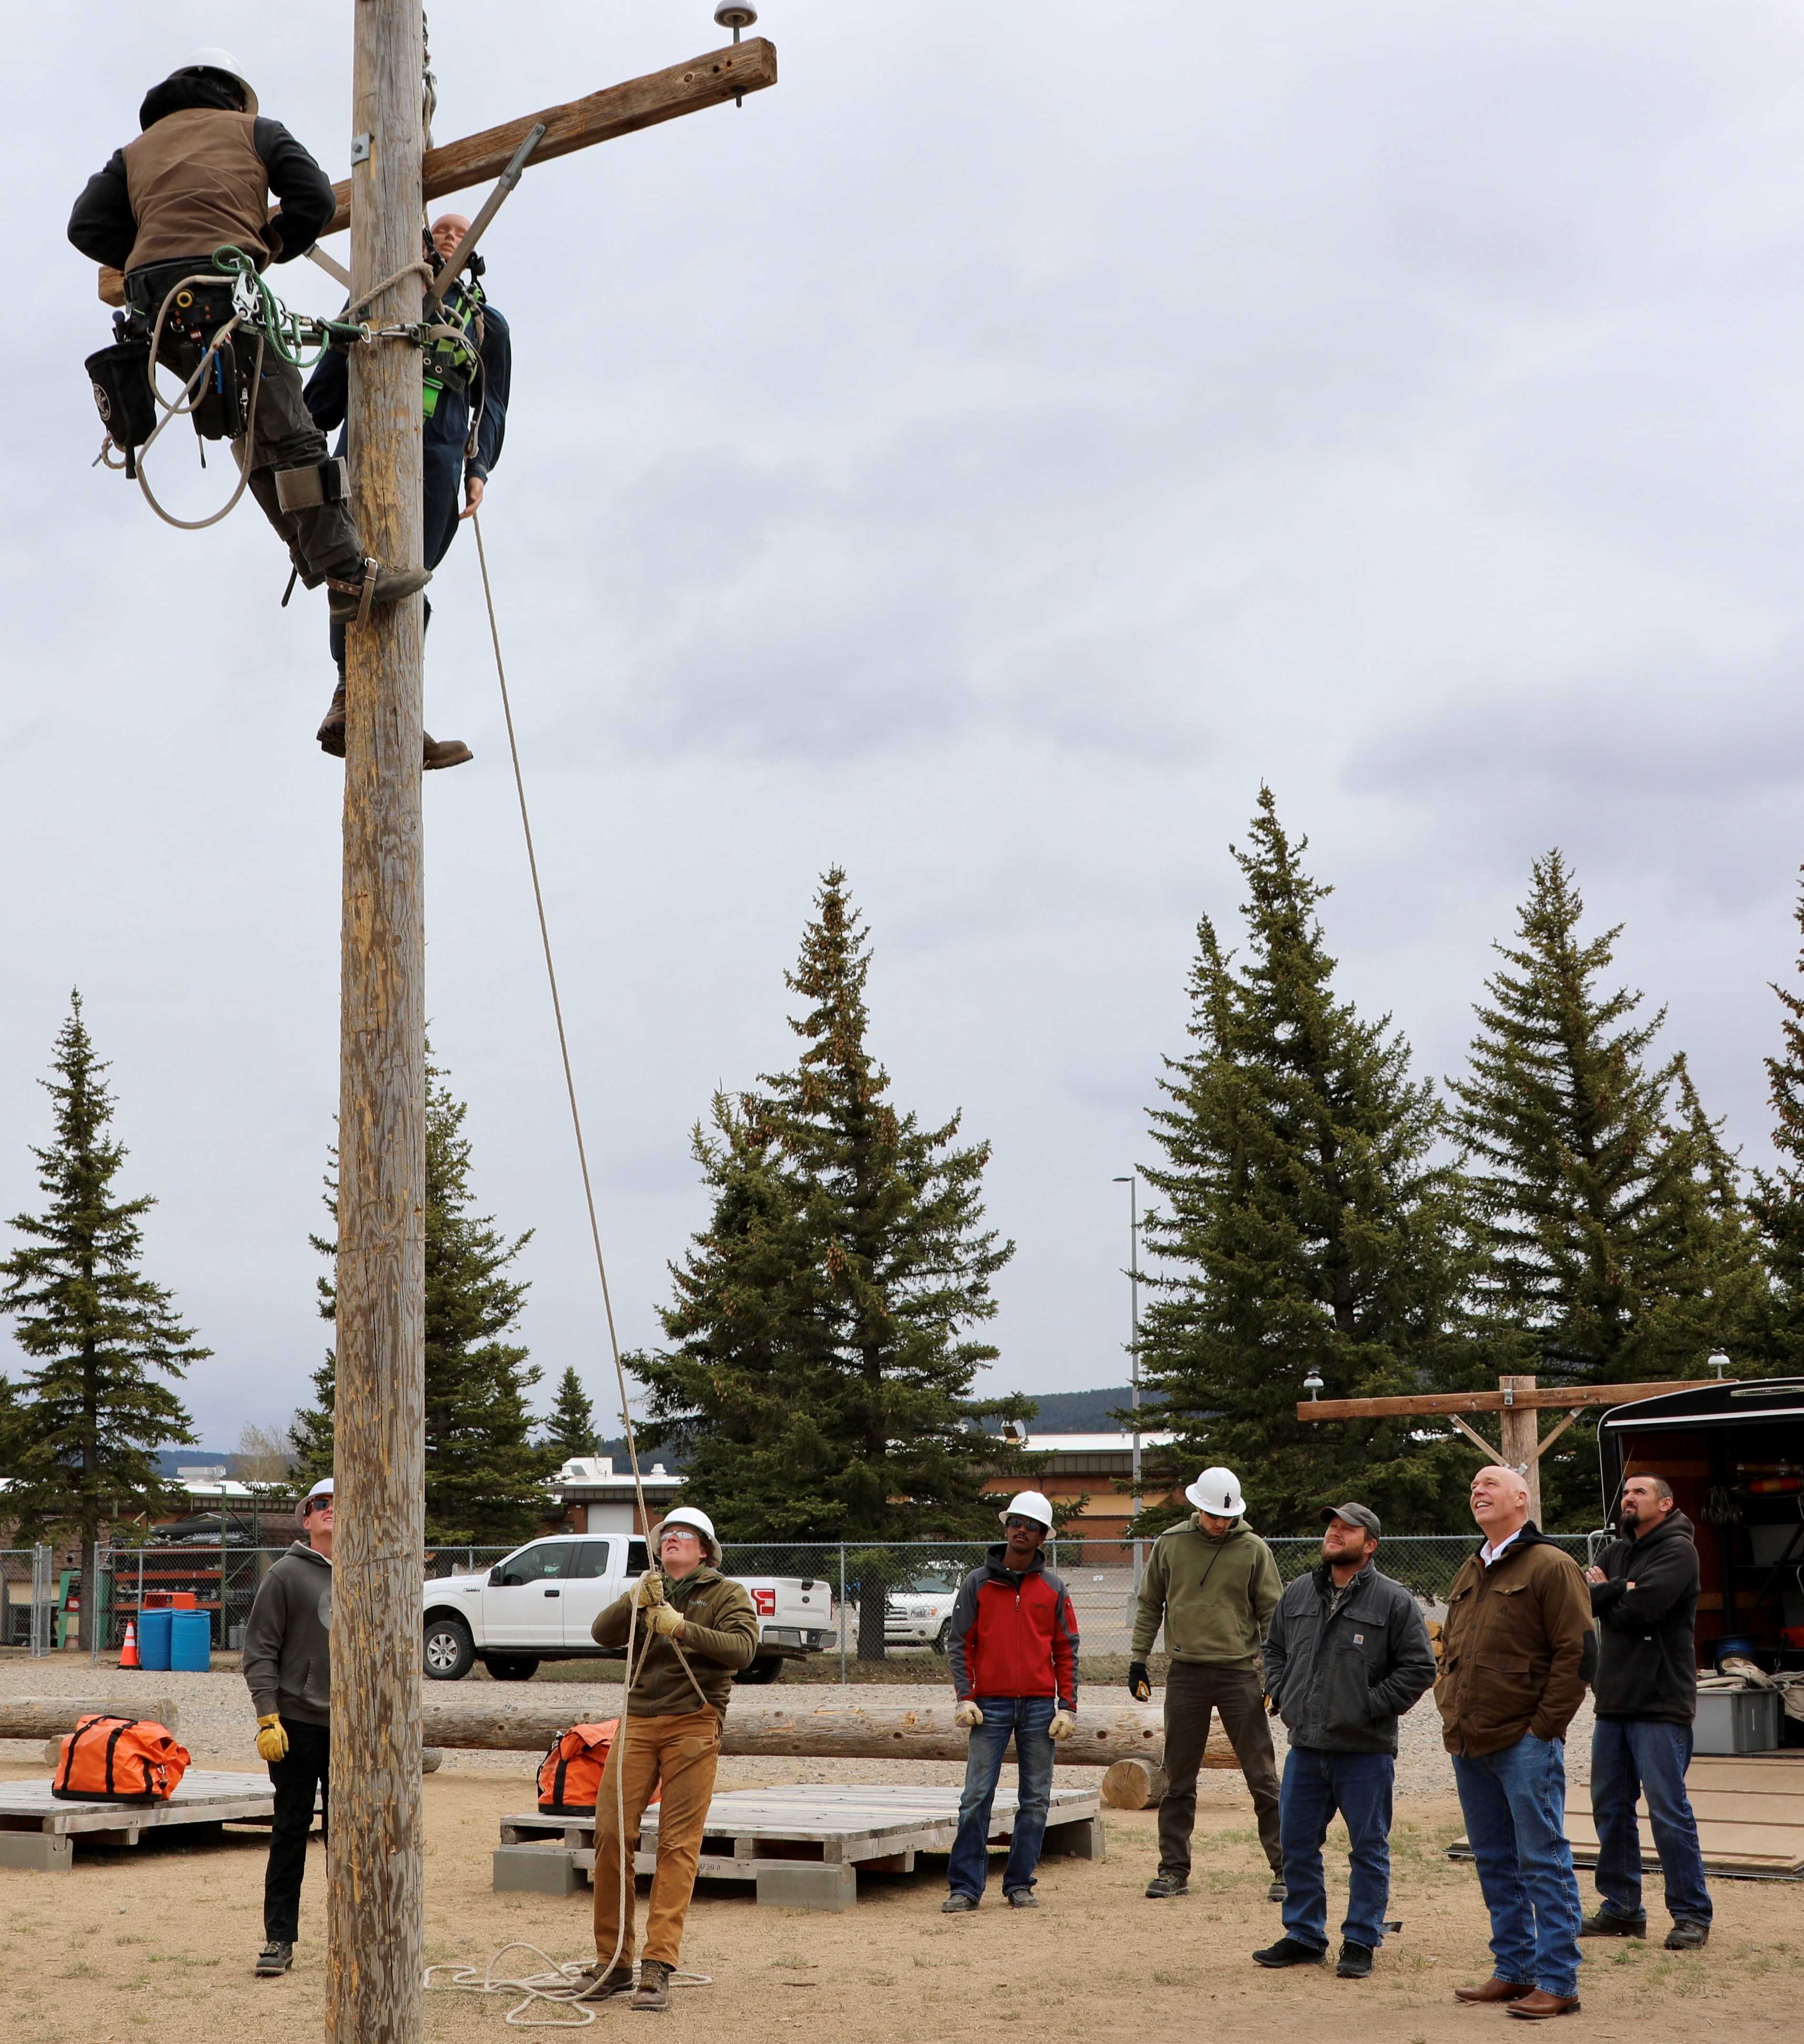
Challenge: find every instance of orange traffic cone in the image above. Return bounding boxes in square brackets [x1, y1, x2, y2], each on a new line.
[118, 1621, 139, 1670]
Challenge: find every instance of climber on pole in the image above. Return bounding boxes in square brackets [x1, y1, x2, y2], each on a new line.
[67, 51, 433, 646]
[303, 213, 510, 767]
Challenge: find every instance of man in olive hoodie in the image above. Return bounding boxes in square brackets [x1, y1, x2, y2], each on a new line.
[241, 1476, 336, 1979]
[1131, 1466, 1285, 1899]
[1582, 1474, 1711, 1951]
[576, 1506, 758, 2013]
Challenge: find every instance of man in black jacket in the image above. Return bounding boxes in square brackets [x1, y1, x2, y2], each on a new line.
[241, 1476, 335, 1980]
[1582, 1474, 1711, 1951]
[1256, 1503, 1437, 1979]
[67, 51, 431, 650]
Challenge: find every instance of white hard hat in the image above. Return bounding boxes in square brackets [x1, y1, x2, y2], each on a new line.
[658, 1505, 715, 1543]
[1000, 1491, 1054, 1531]
[173, 48, 258, 116]
[1185, 1466, 1246, 1518]
[302, 1476, 334, 1509]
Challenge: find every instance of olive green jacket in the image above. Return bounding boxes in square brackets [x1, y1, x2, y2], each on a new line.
[1131, 1519, 1283, 1669]
[591, 1565, 759, 1717]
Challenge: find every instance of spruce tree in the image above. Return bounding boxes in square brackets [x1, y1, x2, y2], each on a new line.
[1450, 853, 1763, 1518]
[1750, 874, 1804, 1365]
[634, 871, 1033, 1656]
[0, 995, 204, 1648]
[295, 1055, 554, 1545]
[1133, 791, 1478, 1534]
[544, 1366, 602, 1465]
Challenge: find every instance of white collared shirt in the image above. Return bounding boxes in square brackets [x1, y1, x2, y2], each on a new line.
[1479, 1525, 1525, 1567]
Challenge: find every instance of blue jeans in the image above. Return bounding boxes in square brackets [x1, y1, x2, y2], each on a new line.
[1590, 1718, 1712, 1927]
[1453, 1734, 1584, 1998]
[947, 1696, 1056, 1900]
[1279, 1746, 1395, 1952]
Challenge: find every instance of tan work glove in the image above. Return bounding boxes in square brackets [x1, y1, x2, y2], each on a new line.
[645, 1601, 685, 1638]
[953, 1699, 984, 1729]
[1047, 1709, 1076, 1741]
[633, 1570, 665, 1609]
[255, 1714, 289, 1764]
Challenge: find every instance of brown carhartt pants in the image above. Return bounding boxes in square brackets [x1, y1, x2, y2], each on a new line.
[1158, 1661, 1283, 1878]
[591, 1705, 721, 1971]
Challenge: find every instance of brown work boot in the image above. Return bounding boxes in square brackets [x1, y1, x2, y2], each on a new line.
[324, 560, 433, 625]
[423, 733, 473, 770]
[1505, 1991, 1582, 2020]
[1454, 1979, 1535, 2003]
[630, 1960, 672, 2012]
[317, 683, 346, 757]
[571, 1962, 634, 2000]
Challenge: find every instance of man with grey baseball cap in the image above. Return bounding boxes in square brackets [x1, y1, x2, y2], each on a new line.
[1256, 1502, 1436, 1979]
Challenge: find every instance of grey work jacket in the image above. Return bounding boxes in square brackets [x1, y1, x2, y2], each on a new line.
[1262, 1560, 1437, 1756]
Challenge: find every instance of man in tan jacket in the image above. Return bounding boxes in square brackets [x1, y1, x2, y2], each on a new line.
[1435, 1466, 1593, 2020]
[576, 1506, 758, 2013]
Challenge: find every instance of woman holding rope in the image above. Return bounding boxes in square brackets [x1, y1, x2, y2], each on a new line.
[577, 1506, 758, 2013]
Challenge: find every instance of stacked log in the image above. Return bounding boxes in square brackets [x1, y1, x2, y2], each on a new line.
[0, 1696, 182, 1738]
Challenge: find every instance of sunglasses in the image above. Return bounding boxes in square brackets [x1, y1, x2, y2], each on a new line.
[1004, 1517, 1044, 1531]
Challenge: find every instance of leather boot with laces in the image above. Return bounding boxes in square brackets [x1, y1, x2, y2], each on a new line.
[630, 1960, 672, 2013]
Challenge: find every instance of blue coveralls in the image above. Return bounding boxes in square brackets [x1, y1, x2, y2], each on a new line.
[303, 278, 510, 676]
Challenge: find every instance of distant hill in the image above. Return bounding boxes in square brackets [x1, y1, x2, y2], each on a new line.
[984, 1386, 1165, 1435]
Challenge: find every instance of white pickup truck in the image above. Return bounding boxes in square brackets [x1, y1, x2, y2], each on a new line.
[421, 1531, 833, 1685]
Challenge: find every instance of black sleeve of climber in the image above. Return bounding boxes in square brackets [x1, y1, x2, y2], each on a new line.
[69, 149, 137, 270]
[304, 345, 350, 435]
[467, 303, 511, 481]
[253, 117, 336, 263]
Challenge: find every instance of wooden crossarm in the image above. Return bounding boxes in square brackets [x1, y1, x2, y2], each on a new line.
[321, 38, 778, 238]
[1295, 1379, 1719, 1423]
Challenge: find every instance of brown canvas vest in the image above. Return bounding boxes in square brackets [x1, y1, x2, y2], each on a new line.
[120, 108, 273, 275]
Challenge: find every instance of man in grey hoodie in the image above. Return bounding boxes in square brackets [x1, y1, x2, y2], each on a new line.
[241, 1475, 335, 1979]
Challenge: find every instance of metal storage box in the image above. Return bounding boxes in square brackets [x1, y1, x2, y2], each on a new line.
[1694, 1687, 1781, 1755]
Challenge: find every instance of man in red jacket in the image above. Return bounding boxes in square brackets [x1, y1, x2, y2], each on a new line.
[943, 1491, 1079, 1911]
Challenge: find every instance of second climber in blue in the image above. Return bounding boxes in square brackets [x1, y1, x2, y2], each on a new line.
[304, 210, 511, 770]
[943, 1490, 1080, 1910]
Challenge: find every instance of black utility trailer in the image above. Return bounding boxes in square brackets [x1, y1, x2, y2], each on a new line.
[1598, 1376, 1804, 1678]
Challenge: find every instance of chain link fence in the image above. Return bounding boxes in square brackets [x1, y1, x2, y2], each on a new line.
[7, 1530, 1608, 1674]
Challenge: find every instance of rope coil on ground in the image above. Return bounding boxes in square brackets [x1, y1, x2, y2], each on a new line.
[424, 1944, 711, 2028]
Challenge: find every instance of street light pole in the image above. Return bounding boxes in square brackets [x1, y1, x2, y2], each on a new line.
[1113, 1175, 1142, 1586]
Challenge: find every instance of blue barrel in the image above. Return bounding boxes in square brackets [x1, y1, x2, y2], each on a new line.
[138, 1607, 174, 1672]
[170, 1610, 211, 1672]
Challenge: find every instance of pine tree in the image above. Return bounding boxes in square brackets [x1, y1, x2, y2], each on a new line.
[543, 1366, 601, 1466]
[634, 871, 1033, 1655]
[0, 994, 204, 1648]
[1450, 853, 1764, 1518]
[295, 1055, 555, 1545]
[1134, 793, 1477, 1534]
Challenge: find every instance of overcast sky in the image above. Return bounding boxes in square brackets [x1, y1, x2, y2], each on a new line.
[6, 2, 1804, 1448]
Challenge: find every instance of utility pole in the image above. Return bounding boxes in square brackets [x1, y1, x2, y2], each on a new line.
[330, 5, 427, 2042]
[315, 27, 776, 2038]
[1113, 1176, 1143, 1584]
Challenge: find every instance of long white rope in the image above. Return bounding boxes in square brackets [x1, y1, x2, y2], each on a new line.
[470, 512, 714, 1993]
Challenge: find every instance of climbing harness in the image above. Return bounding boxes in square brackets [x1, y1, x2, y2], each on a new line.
[88, 245, 375, 531]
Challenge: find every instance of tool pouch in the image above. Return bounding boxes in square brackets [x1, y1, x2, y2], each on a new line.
[84, 338, 156, 478]
[274, 458, 351, 513]
[183, 333, 251, 443]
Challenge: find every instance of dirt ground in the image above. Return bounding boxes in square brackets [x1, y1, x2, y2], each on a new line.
[3, 1757, 1801, 2043]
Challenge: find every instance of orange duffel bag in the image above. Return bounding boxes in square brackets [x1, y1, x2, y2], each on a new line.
[53, 1714, 191, 1804]
[537, 1720, 618, 1815]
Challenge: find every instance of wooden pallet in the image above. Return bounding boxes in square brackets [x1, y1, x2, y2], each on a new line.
[495, 1782, 1105, 1907]
[1448, 1752, 1804, 1880]
[0, 1768, 278, 1873]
